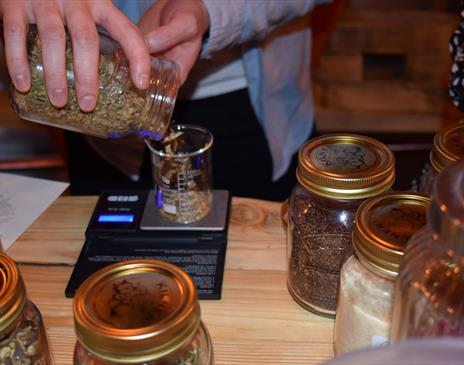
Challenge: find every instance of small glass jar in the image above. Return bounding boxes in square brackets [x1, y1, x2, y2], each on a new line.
[391, 160, 464, 340]
[418, 124, 464, 195]
[73, 259, 213, 364]
[334, 192, 430, 355]
[10, 26, 179, 140]
[0, 253, 53, 364]
[287, 134, 395, 317]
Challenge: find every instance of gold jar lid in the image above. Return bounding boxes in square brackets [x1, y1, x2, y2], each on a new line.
[352, 192, 430, 278]
[297, 134, 395, 199]
[73, 259, 201, 363]
[430, 124, 464, 172]
[0, 253, 26, 333]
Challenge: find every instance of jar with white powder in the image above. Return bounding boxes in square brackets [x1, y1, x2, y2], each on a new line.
[334, 192, 429, 355]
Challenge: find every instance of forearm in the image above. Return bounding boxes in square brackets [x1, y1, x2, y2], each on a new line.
[202, 0, 316, 55]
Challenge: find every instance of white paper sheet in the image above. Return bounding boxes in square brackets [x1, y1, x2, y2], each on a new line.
[0, 173, 69, 251]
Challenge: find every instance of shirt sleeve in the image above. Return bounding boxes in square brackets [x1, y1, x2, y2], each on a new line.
[201, 0, 320, 56]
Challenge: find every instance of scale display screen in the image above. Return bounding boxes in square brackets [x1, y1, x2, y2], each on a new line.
[98, 214, 134, 223]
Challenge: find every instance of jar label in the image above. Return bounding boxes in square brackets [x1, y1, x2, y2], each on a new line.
[310, 144, 377, 173]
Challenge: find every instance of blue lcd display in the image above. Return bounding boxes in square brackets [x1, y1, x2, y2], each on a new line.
[98, 214, 134, 223]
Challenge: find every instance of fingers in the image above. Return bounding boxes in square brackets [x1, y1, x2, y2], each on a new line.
[162, 42, 201, 84]
[64, 4, 99, 112]
[2, 5, 30, 92]
[33, 1, 67, 108]
[95, 5, 151, 90]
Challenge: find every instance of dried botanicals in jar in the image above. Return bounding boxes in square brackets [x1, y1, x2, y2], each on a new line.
[287, 134, 395, 317]
[0, 253, 53, 364]
[73, 259, 213, 364]
[334, 192, 429, 355]
[10, 26, 179, 140]
[417, 124, 464, 195]
[391, 160, 464, 341]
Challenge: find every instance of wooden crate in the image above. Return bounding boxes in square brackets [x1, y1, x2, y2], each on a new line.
[313, 4, 462, 133]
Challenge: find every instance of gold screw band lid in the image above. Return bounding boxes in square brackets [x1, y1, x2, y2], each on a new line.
[352, 192, 430, 278]
[297, 134, 395, 199]
[0, 253, 26, 333]
[73, 259, 200, 363]
[430, 124, 464, 172]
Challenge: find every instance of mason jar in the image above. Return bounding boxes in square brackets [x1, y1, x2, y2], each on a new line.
[418, 124, 464, 195]
[334, 192, 430, 355]
[287, 134, 395, 317]
[391, 160, 464, 340]
[10, 26, 179, 140]
[0, 253, 53, 364]
[73, 259, 213, 364]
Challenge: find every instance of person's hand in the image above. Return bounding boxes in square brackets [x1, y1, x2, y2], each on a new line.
[138, 0, 209, 84]
[0, 0, 151, 111]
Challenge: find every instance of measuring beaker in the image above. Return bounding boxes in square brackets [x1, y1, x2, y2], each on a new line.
[146, 124, 213, 223]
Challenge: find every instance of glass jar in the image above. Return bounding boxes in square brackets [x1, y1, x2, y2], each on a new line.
[418, 124, 464, 195]
[0, 253, 53, 364]
[73, 259, 213, 364]
[334, 192, 430, 355]
[391, 160, 464, 340]
[287, 134, 395, 317]
[10, 26, 179, 140]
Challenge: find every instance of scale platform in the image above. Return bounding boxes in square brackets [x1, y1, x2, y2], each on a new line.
[65, 190, 231, 300]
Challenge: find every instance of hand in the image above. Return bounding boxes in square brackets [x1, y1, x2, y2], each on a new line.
[0, 0, 151, 111]
[139, 0, 209, 84]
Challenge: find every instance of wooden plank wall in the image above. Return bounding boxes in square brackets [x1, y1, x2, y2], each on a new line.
[313, 0, 462, 133]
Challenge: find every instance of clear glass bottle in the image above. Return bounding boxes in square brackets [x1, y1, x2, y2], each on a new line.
[10, 26, 179, 140]
[0, 253, 53, 364]
[334, 192, 430, 355]
[287, 134, 396, 317]
[73, 259, 213, 365]
[391, 160, 464, 340]
[418, 124, 464, 195]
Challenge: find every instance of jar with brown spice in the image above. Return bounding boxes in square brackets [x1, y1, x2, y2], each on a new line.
[391, 160, 464, 341]
[10, 26, 179, 140]
[0, 253, 53, 364]
[417, 124, 464, 195]
[73, 259, 213, 365]
[287, 134, 395, 317]
[334, 192, 430, 355]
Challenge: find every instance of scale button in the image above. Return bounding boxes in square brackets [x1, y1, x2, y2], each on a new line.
[107, 195, 118, 202]
[128, 195, 139, 202]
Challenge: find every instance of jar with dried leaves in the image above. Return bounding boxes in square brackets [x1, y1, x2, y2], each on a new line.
[10, 26, 179, 140]
[287, 134, 395, 317]
[0, 253, 53, 365]
[334, 192, 429, 355]
[391, 160, 464, 341]
[73, 259, 213, 365]
[417, 124, 464, 195]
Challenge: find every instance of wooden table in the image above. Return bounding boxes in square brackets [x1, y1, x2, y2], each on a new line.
[7, 196, 334, 365]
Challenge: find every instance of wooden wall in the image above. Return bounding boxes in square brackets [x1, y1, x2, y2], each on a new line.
[313, 0, 462, 133]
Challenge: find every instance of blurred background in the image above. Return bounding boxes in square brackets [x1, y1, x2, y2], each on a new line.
[0, 0, 461, 193]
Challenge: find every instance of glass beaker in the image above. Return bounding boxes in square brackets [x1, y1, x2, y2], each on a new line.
[146, 124, 213, 223]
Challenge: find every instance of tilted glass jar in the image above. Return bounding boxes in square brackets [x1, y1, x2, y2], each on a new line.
[391, 160, 464, 340]
[73, 259, 213, 364]
[287, 134, 395, 317]
[0, 253, 53, 364]
[418, 124, 464, 195]
[334, 192, 430, 355]
[10, 26, 179, 140]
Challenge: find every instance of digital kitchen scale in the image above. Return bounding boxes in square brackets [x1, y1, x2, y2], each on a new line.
[65, 189, 231, 300]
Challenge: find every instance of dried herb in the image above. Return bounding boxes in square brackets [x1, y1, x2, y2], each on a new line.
[0, 301, 52, 365]
[288, 187, 360, 314]
[11, 29, 151, 138]
[151, 127, 212, 223]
